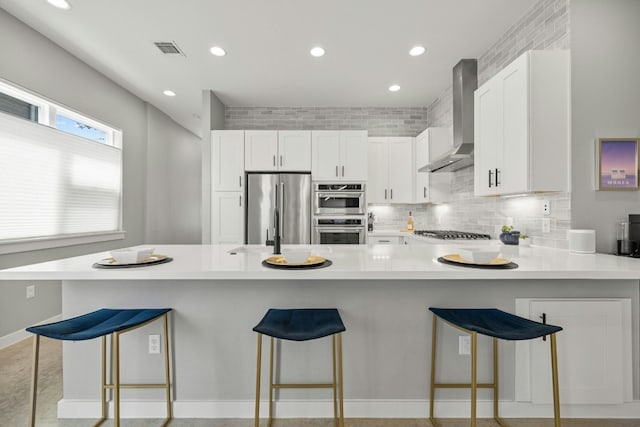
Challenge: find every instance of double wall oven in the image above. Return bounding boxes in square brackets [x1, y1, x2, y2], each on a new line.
[312, 183, 367, 244]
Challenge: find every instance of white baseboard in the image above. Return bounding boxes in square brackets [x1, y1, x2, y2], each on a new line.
[57, 398, 640, 419]
[0, 314, 62, 350]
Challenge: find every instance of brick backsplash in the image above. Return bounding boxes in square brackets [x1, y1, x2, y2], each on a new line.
[223, 0, 573, 248]
[225, 107, 429, 137]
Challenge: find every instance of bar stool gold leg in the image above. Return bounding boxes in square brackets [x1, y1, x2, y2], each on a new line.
[162, 313, 172, 426]
[337, 333, 345, 427]
[28, 334, 40, 427]
[332, 334, 338, 426]
[113, 331, 120, 427]
[255, 333, 262, 427]
[268, 336, 275, 427]
[429, 315, 438, 427]
[550, 333, 561, 427]
[470, 331, 477, 427]
[95, 336, 107, 427]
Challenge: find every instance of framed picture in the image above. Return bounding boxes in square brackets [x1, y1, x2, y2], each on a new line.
[597, 138, 640, 190]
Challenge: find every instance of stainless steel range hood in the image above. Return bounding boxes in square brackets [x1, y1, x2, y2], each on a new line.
[420, 58, 477, 173]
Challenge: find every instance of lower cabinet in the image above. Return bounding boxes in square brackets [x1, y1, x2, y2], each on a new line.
[515, 298, 631, 405]
[369, 235, 405, 245]
[212, 191, 244, 244]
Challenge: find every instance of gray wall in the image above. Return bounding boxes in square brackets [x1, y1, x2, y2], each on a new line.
[0, 9, 201, 338]
[145, 104, 202, 244]
[570, 0, 640, 253]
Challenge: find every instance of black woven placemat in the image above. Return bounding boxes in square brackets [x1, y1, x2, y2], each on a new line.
[437, 257, 518, 269]
[262, 259, 333, 270]
[92, 257, 173, 269]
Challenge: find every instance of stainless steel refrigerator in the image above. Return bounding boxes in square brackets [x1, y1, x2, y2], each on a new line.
[245, 172, 312, 245]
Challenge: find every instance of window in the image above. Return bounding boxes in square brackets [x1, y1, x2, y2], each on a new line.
[0, 79, 124, 254]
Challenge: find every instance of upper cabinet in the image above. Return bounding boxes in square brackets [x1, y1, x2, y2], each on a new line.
[312, 130, 368, 181]
[368, 137, 414, 203]
[474, 50, 570, 196]
[415, 128, 451, 204]
[212, 130, 244, 192]
[244, 130, 311, 171]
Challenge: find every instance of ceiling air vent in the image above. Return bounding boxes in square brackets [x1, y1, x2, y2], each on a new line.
[153, 41, 185, 56]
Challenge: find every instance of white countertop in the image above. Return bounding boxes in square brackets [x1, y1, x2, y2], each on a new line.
[2, 243, 640, 281]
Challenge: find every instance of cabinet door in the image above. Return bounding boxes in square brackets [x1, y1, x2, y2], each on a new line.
[499, 54, 529, 194]
[516, 298, 631, 405]
[387, 137, 413, 203]
[212, 130, 244, 191]
[474, 81, 502, 196]
[312, 131, 341, 180]
[369, 236, 401, 244]
[340, 130, 368, 181]
[367, 137, 389, 203]
[415, 131, 430, 202]
[278, 130, 311, 171]
[212, 191, 244, 244]
[244, 130, 278, 171]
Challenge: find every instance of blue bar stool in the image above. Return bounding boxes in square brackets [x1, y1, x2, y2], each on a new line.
[253, 308, 346, 427]
[429, 307, 563, 427]
[26, 308, 172, 427]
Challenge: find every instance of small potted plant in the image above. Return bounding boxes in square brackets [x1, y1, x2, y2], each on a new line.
[500, 225, 520, 245]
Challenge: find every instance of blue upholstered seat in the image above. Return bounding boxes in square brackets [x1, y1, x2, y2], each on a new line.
[253, 308, 345, 341]
[26, 308, 172, 341]
[429, 307, 562, 340]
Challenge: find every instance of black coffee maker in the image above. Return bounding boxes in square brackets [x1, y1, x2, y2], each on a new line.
[626, 215, 640, 256]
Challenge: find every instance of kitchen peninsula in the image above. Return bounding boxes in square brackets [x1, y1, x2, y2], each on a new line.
[2, 243, 639, 420]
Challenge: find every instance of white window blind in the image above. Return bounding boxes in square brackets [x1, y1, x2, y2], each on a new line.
[0, 112, 122, 243]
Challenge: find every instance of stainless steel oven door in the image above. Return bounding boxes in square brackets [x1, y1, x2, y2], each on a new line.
[313, 226, 366, 244]
[314, 191, 366, 215]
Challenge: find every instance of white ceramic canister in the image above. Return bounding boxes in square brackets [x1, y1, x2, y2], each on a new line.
[568, 229, 596, 253]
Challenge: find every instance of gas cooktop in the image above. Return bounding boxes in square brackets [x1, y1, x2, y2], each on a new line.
[413, 230, 491, 240]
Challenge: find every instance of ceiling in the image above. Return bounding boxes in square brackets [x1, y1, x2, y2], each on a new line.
[0, 0, 534, 136]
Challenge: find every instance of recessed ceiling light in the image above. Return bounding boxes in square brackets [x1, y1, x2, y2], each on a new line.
[389, 85, 401, 92]
[163, 90, 176, 97]
[47, 0, 71, 10]
[409, 46, 426, 56]
[310, 47, 326, 57]
[210, 46, 226, 57]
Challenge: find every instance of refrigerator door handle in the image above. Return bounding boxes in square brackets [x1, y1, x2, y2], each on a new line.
[280, 182, 285, 240]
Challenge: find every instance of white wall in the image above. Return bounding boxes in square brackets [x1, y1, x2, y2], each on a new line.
[570, 0, 640, 253]
[0, 9, 201, 339]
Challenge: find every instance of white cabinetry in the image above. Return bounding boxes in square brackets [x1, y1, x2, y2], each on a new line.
[369, 235, 404, 245]
[312, 130, 368, 181]
[212, 192, 244, 244]
[415, 128, 451, 203]
[474, 50, 570, 196]
[211, 130, 245, 244]
[212, 130, 244, 191]
[515, 298, 631, 405]
[368, 137, 413, 203]
[244, 130, 311, 171]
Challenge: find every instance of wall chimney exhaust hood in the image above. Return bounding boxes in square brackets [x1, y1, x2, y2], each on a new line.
[420, 58, 477, 173]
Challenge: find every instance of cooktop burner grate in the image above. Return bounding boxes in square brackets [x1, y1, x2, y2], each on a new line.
[413, 230, 491, 240]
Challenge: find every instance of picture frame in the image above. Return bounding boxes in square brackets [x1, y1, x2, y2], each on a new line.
[596, 138, 640, 190]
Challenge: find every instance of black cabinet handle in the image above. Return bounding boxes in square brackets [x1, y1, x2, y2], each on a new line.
[495, 168, 500, 187]
[540, 313, 547, 341]
[488, 169, 493, 188]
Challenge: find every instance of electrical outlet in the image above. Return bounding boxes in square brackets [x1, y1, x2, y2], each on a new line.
[543, 200, 551, 215]
[542, 218, 551, 233]
[458, 336, 471, 355]
[148, 334, 161, 354]
[26, 285, 35, 299]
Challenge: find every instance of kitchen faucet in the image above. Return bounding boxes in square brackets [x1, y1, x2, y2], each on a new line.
[266, 207, 281, 255]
